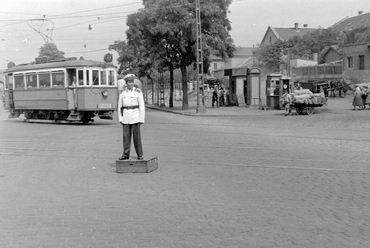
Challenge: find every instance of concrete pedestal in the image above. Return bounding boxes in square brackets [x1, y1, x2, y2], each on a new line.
[116, 157, 158, 173]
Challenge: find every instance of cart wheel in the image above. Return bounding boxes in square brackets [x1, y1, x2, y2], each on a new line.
[306, 107, 314, 115]
[296, 108, 302, 115]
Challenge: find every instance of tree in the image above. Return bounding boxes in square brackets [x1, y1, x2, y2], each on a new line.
[256, 40, 286, 72]
[112, 0, 234, 110]
[256, 28, 343, 71]
[343, 26, 370, 44]
[38, 43, 65, 60]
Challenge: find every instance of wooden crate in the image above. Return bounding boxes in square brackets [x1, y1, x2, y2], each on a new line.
[116, 157, 158, 173]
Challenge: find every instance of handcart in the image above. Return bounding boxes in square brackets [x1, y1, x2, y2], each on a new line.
[292, 97, 328, 115]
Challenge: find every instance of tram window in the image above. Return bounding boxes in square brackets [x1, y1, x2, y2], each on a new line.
[52, 71, 65, 88]
[14, 75, 25, 89]
[6, 76, 14, 90]
[39, 72, 51, 88]
[26, 73, 37, 88]
[77, 70, 84, 86]
[86, 70, 90, 86]
[108, 70, 115, 86]
[100, 71, 107, 85]
[92, 70, 99, 85]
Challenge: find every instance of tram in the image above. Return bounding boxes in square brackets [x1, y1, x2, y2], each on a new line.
[2, 57, 118, 124]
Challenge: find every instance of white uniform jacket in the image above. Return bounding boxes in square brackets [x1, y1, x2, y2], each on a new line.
[118, 86, 145, 124]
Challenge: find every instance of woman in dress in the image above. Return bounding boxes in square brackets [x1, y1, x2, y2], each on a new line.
[352, 87, 364, 110]
[364, 87, 370, 109]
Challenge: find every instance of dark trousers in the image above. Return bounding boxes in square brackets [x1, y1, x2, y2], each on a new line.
[212, 98, 219, 108]
[122, 123, 143, 157]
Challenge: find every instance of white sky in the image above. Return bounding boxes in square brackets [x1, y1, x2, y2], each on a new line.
[0, 0, 369, 70]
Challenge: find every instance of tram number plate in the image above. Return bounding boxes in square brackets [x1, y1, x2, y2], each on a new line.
[98, 103, 112, 108]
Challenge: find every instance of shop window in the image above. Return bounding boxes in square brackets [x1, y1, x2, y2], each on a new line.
[359, 55, 365, 70]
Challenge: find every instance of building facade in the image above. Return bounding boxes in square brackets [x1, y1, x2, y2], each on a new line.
[342, 42, 370, 83]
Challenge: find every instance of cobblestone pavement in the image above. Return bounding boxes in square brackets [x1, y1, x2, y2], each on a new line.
[0, 96, 369, 248]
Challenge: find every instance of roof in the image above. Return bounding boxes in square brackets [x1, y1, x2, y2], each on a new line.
[321, 45, 342, 57]
[5, 59, 116, 73]
[234, 47, 254, 56]
[331, 11, 370, 32]
[237, 57, 255, 68]
[272, 26, 318, 41]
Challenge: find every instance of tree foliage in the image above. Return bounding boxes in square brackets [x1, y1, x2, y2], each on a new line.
[109, 0, 235, 110]
[256, 28, 343, 71]
[38, 43, 65, 60]
[343, 26, 370, 44]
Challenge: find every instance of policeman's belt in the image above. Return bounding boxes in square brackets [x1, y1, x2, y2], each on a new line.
[122, 105, 139, 110]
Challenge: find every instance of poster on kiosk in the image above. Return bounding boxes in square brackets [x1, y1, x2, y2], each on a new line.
[266, 74, 292, 109]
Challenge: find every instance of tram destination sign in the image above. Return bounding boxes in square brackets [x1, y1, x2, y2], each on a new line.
[98, 103, 112, 108]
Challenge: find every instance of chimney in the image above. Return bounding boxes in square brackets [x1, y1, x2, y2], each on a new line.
[358, 11, 363, 15]
[294, 23, 299, 31]
[303, 24, 308, 28]
[313, 53, 318, 62]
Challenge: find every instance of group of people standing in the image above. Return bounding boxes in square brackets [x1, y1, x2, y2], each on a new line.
[212, 86, 229, 108]
[352, 86, 370, 110]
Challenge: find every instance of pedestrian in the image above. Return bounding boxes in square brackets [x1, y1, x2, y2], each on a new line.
[212, 86, 219, 108]
[361, 87, 367, 109]
[295, 83, 302, 91]
[225, 87, 230, 106]
[352, 87, 363, 110]
[365, 87, 370, 109]
[218, 87, 225, 106]
[118, 74, 145, 160]
[280, 89, 292, 116]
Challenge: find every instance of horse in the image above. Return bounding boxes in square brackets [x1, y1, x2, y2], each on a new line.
[329, 80, 347, 97]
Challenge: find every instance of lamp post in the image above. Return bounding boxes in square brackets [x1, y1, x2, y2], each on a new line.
[195, 0, 206, 113]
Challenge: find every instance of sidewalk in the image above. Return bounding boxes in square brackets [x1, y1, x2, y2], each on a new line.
[146, 95, 355, 116]
[146, 99, 275, 116]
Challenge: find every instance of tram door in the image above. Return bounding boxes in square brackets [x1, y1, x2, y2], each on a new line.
[6, 75, 15, 110]
[67, 69, 77, 110]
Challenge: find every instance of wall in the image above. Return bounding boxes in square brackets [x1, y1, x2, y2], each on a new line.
[342, 43, 370, 83]
[260, 27, 280, 47]
[324, 49, 341, 64]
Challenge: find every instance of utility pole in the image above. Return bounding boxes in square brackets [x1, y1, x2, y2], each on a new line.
[195, 0, 206, 113]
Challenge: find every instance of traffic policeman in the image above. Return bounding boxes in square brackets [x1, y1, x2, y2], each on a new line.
[118, 75, 145, 160]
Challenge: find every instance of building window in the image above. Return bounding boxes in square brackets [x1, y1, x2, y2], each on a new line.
[359, 55, 365, 70]
[214, 63, 217, 70]
[269, 36, 272, 43]
[347, 57, 353, 69]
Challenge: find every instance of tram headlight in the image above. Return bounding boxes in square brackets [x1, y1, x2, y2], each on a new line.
[101, 90, 109, 97]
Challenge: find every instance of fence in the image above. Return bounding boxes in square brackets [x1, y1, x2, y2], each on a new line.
[292, 63, 343, 82]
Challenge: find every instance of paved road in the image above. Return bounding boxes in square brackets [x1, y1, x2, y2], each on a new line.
[0, 96, 369, 248]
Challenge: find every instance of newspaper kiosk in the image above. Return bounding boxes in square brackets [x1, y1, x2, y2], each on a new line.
[266, 74, 292, 109]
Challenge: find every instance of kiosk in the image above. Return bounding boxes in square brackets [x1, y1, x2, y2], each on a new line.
[266, 74, 292, 109]
[246, 68, 261, 107]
